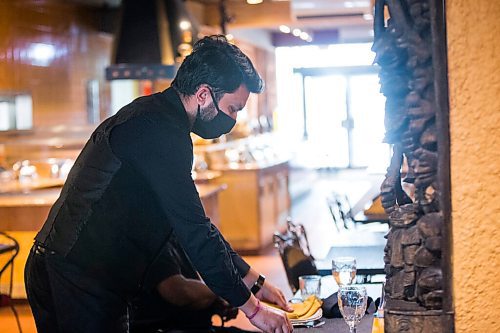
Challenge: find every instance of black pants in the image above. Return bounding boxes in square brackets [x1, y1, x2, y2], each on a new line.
[25, 245, 129, 333]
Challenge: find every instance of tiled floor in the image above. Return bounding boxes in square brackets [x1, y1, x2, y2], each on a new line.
[0, 169, 388, 332]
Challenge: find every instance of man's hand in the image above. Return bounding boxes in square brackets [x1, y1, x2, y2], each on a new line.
[249, 302, 293, 333]
[242, 269, 292, 312]
[256, 281, 293, 312]
[240, 294, 292, 333]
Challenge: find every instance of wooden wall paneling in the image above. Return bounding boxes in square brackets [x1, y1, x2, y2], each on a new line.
[233, 39, 259, 121]
[0, 0, 112, 128]
[233, 39, 277, 130]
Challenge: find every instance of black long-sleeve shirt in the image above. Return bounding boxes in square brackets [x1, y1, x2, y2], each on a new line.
[36, 88, 251, 306]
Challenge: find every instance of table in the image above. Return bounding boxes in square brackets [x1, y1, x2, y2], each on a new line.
[294, 275, 384, 306]
[348, 176, 389, 225]
[315, 245, 386, 279]
[295, 315, 374, 333]
[291, 276, 382, 333]
[353, 211, 389, 224]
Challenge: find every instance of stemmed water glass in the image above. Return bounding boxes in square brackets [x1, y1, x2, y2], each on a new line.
[338, 285, 368, 333]
[332, 256, 357, 286]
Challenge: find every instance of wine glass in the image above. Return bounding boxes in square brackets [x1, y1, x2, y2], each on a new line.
[338, 285, 368, 333]
[332, 256, 356, 286]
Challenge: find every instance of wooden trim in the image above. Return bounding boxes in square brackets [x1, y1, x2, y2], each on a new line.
[430, 0, 454, 317]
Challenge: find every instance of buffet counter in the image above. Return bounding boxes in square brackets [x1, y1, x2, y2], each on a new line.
[193, 133, 292, 253]
[210, 159, 290, 254]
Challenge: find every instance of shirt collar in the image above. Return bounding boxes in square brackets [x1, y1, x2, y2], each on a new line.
[161, 87, 191, 130]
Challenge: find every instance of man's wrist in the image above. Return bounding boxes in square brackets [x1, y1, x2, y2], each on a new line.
[246, 299, 262, 320]
[238, 294, 258, 317]
[251, 274, 265, 295]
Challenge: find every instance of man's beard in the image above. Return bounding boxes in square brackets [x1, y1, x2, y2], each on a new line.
[199, 102, 218, 121]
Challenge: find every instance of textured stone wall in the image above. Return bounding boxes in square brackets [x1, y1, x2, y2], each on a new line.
[447, 1, 500, 332]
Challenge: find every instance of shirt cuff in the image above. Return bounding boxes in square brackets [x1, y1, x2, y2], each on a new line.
[232, 254, 251, 277]
[227, 279, 252, 308]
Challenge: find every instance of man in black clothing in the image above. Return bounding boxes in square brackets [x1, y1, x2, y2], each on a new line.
[25, 35, 292, 333]
[130, 237, 252, 333]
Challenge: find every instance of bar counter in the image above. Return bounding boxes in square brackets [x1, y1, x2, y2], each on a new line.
[0, 183, 226, 230]
[0, 182, 226, 298]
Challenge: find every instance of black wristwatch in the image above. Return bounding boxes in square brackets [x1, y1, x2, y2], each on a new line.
[251, 274, 266, 295]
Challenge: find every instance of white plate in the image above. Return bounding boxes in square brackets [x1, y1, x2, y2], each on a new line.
[290, 308, 323, 325]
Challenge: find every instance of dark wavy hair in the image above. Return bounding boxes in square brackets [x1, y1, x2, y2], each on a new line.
[171, 35, 264, 100]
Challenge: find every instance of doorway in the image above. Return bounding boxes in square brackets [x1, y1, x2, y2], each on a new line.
[295, 66, 388, 169]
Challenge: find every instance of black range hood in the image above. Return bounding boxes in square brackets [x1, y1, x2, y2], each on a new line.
[105, 0, 198, 80]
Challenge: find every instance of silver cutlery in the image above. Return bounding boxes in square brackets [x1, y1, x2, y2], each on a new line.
[293, 319, 325, 328]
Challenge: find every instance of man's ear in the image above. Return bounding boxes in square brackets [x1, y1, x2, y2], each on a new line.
[194, 85, 211, 107]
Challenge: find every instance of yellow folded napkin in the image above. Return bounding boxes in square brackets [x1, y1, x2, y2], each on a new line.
[265, 295, 323, 320]
[371, 316, 384, 333]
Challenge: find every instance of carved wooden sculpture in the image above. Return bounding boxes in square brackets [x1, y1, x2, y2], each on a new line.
[372, 0, 454, 331]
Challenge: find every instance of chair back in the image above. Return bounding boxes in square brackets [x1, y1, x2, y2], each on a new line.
[327, 192, 354, 229]
[326, 195, 342, 231]
[273, 219, 318, 293]
[0, 232, 21, 333]
[0, 232, 19, 274]
[0, 232, 19, 300]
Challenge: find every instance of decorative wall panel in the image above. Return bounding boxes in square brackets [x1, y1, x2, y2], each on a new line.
[372, 0, 454, 331]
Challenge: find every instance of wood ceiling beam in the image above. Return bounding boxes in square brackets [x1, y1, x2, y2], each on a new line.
[202, 2, 292, 29]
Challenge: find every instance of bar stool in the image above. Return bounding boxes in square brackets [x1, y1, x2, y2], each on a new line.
[0, 231, 22, 332]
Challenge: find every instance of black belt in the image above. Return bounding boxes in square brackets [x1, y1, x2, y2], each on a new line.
[32, 243, 56, 256]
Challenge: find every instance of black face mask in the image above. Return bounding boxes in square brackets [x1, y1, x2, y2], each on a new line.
[191, 90, 236, 139]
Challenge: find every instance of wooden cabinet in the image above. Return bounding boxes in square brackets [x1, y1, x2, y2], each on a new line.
[212, 161, 290, 253]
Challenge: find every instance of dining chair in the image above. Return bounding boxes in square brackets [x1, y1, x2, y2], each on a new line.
[0, 231, 22, 332]
[328, 191, 387, 229]
[273, 218, 319, 293]
[326, 193, 354, 230]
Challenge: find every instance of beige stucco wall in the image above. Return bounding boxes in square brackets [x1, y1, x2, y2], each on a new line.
[447, 0, 500, 331]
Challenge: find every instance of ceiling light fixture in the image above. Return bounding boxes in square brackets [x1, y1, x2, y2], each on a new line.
[299, 32, 309, 40]
[292, 28, 301, 37]
[279, 25, 291, 33]
[179, 20, 191, 30]
[344, 0, 371, 8]
[246, 0, 263, 4]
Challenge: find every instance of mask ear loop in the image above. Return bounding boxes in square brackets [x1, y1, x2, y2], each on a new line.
[208, 89, 224, 114]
